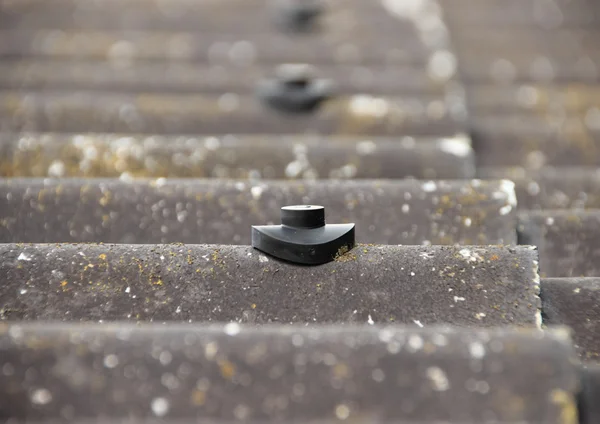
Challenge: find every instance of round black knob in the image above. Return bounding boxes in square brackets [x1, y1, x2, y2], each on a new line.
[272, 0, 324, 32]
[282, 205, 325, 228]
[257, 64, 333, 114]
[252, 204, 355, 265]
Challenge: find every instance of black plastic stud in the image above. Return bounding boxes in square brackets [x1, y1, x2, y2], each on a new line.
[256, 64, 333, 114]
[252, 205, 355, 265]
[272, 0, 324, 32]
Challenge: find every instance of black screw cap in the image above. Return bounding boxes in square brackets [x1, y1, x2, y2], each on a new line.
[257, 64, 333, 114]
[252, 205, 355, 265]
[272, 0, 324, 32]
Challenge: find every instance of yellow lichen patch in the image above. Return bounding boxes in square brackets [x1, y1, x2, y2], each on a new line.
[99, 190, 111, 206]
[334, 245, 357, 263]
[98, 254, 107, 260]
[332, 363, 349, 379]
[550, 389, 577, 424]
[60, 280, 68, 287]
[218, 359, 236, 380]
[190, 389, 206, 406]
[251, 303, 256, 309]
[152, 279, 163, 286]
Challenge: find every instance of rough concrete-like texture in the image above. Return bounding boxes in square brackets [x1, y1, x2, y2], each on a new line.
[0, 0, 449, 35]
[0, 323, 579, 423]
[0, 243, 541, 326]
[0, 178, 518, 245]
[0, 133, 475, 179]
[0, 61, 451, 95]
[0, 27, 435, 64]
[518, 210, 600, 277]
[442, 0, 600, 27]
[479, 167, 600, 210]
[0, 0, 455, 64]
[471, 116, 600, 168]
[541, 278, 600, 361]
[467, 83, 600, 112]
[581, 365, 600, 424]
[0, 91, 464, 136]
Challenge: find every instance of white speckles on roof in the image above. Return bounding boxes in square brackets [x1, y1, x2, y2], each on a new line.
[259, 255, 269, 263]
[335, 403, 351, 420]
[204, 136, 220, 151]
[119, 172, 134, 183]
[151, 397, 170, 417]
[431, 333, 448, 347]
[469, 341, 486, 359]
[378, 328, 394, 343]
[250, 185, 264, 200]
[367, 314, 374, 325]
[285, 161, 304, 178]
[159, 351, 173, 366]
[427, 50, 457, 82]
[17, 252, 32, 261]
[413, 319, 424, 328]
[356, 140, 377, 156]
[348, 95, 389, 118]
[458, 248, 483, 263]
[426, 366, 450, 391]
[381, 0, 426, 19]
[498, 179, 518, 208]
[103, 354, 119, 369]
[422, 181, 437, 192]
[438, 137, 472, 157]
[47, 160, 65, 178]
[408, 335, 423, 351]
[224, 322, 241, 336]
[499, 204, 513, 216]
[453, 296, 465, 303]
[30, 388, 53, 405]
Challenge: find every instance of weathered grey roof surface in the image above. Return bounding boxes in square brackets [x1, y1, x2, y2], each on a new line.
[0, 178, 517, 245]
[0, 133, 475, 179]
[0, 323, 579, 423]
[0, 243, 541, 326]
[518, 210, 600, 277]
[541, 277, 600, 361]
